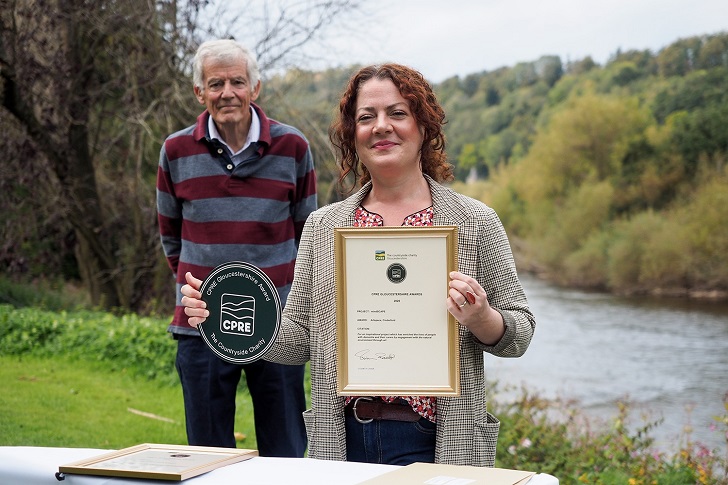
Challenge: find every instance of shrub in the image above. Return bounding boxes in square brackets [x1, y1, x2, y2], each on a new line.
[0, 304, 176, 383]
[492, 383, 727, 484]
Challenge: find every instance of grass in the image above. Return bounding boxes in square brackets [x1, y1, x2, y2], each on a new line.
[0, 355, 258, 450]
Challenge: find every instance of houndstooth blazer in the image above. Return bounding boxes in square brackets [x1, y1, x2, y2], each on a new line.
[265, 175, 535, 466]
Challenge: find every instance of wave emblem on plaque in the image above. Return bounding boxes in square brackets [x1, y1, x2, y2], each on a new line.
[220, 294, 255, 336]
[198, 262, 281, 364]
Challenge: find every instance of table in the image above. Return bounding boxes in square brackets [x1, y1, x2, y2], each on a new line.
[0, 447, 558, 484]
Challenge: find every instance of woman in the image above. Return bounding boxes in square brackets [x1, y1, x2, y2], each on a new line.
[180, 64, 535, 466]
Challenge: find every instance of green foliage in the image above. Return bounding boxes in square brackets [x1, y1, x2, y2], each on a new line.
[442, 41, 726, 226]
[561, 230, 611, 288]
[678, 177, 728, 289]
[470, 35, 728, 296]
[262, 66, 360, 194]
[0, 276, 88, 311]
[493, 385, 727, 484]
[458, 143, 479, 171]
[551, 181, 613, 256]
[671, 103, 728, 175]
[651, 68, 728, 123]
[0, 304, 177, 383]
[607, 211, 675, 290]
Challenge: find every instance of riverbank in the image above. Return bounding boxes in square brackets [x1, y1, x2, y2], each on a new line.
[493, 273, 728, 458]
[512, 244, 728, 302]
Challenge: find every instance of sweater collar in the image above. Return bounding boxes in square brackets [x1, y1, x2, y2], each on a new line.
[192, 102, 272, 148]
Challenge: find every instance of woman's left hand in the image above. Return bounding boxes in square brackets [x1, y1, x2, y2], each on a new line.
[447, 271, 505, 345]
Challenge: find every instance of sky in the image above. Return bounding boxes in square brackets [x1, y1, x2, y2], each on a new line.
[288, 0, 728, 83]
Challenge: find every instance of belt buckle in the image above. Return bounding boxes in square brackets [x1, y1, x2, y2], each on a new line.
[352, 396, 374, 424]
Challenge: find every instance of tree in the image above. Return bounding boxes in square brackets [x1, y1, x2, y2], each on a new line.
[534, 55, 563, 87]
[656, 36, 703, 76]
[567, 56, 597, 75]
[3, 0, 138, 308]
[511, 90, 652, 209]
[0, 0, 362, 311]
[696, 32, 728, 69]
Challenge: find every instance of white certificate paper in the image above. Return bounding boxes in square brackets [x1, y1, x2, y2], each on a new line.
[334, 227, 460, 396]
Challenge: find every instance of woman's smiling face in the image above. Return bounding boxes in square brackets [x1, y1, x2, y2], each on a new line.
[354, 78, 424, 178]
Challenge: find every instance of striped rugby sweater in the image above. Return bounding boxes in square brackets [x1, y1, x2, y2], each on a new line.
[157, 105, 317, 334]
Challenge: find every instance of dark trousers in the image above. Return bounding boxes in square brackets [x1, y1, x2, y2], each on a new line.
[345, 412, 437, 465]
[175, 335, 307, 457]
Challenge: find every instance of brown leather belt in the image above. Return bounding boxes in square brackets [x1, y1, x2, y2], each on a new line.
[346, 397, 421, 423]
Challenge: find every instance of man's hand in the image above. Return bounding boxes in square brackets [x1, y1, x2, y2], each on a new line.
[180, 272, 209, 328]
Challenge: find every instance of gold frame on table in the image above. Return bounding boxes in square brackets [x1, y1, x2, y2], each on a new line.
[334, 226, 460, 396]
[58, 443, 258, 481]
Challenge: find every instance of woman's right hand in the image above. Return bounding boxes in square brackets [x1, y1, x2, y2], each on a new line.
[180, 272, 209, 328]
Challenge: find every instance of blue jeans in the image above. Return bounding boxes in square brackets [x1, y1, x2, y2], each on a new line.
[175, 335, 307, 457]
[345, 412, 436, 465]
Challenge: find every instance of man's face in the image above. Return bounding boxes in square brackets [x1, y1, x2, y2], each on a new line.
[194, 56, 261, 131]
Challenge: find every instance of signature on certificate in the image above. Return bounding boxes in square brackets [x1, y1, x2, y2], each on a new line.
[355, 349, 396, 360]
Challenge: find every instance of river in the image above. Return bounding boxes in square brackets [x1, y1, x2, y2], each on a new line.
[484, 273, 728, 455]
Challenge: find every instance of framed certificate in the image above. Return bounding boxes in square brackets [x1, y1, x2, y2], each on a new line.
[58, 443, 258, 481]
[334, 226, 460, 396]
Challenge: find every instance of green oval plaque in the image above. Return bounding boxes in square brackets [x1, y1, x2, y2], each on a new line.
[198, 261, 281, 364]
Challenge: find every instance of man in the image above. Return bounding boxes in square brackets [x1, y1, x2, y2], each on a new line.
[156, 39, 316, 456]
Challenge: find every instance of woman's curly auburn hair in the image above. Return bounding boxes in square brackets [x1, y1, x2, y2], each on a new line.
[329, 64, 454, 194]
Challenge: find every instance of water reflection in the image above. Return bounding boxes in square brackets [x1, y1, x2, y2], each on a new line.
[486, 273, 728, 454]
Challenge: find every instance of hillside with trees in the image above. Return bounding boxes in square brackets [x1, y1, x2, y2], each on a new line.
[1, 0, 726, 312]
[256, 32, 728, 299]
[436, 34, 728, 297]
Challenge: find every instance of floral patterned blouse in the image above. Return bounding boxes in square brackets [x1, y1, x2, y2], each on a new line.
[345, 204, 437, 423]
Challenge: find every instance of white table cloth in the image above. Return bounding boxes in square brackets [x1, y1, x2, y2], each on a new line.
[0, 446, 558, 484]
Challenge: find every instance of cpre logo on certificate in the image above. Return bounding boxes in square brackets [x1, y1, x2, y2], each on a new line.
[198, 261, 281, 364]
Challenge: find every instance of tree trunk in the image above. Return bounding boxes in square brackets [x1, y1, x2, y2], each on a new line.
[1, 0, 121, 308]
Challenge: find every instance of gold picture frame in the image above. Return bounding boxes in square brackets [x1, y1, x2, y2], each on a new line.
[58, 443, 258, 481]
[334, 226, 460, 396]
